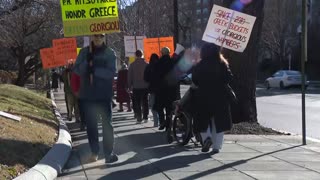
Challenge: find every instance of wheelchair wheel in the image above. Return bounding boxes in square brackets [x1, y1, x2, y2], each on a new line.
[173, 112, 192, 146]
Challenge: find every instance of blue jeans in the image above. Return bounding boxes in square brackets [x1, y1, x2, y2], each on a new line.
[82, 100, 114, 158]
[150, 93, 159, 125]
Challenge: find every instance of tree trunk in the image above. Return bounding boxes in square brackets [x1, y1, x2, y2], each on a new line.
[222, 0, 265, 123]
[15, 57, 26, 87]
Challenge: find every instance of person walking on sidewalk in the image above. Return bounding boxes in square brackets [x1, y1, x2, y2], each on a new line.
[128, 50, 149, 124]
[61, 62, 81, 122]
[144, 53, 160, 127]
[73, 34, 118, 163]
[154, 47, 178, 143]
[192, 43, 233, 153]
[51, 69, 60, 92]
[116, 62, 132, 112]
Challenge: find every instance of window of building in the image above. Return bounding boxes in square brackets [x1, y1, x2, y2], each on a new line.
[196, 9, 201, 15]
[203, 8, 209, 14]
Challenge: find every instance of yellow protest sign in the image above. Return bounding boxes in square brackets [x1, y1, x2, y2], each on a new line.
[60, 0, 120, 37]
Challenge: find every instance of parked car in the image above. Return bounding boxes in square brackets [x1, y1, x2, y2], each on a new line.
[265, 70, 309, 89]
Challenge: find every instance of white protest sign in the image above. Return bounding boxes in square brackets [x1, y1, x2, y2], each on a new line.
[124, 36, 144, 57]
[202, 5, 256, 52]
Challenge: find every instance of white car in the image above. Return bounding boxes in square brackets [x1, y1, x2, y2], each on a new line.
[265, 70, 309, 89]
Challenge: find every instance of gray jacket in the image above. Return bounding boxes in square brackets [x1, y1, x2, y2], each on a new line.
[128, 58, 149, 89]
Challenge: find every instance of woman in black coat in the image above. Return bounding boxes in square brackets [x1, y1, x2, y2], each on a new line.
[192, 43, 233, 153]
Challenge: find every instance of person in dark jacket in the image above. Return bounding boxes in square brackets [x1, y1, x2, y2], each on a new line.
[73, 34, 118, 164]
[51, 69, 59, 92]
[154, 47, 179, 143]
[144, 53, 160, 127]
[192, 43, 233, 153]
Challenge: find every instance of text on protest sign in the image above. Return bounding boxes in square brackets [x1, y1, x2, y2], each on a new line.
[202, 5, 256, 52]
[53, 38, 78, 66]
[40, 48, 63, 69]
[143, 37, 174, 62]
[60, 0, 120, 37]
[124, 36, 145, 57]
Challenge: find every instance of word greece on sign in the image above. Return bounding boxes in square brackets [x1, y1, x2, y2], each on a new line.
[60, 0, 120, 37]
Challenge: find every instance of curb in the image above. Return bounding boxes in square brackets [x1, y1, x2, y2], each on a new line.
[268, 127, 320, 143]
[15, 91, 72, 180]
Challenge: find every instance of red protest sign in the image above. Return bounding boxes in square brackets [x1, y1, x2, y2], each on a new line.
[52, 38, 77, 66]
[40, 48, 59, 69]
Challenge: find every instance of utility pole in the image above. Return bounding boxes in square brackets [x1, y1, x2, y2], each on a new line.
[301, 0, 308, 145]
[173, 0, 179, 48]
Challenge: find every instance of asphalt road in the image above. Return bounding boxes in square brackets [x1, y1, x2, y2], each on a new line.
[257, 87, 320, 140]
[180, 85, 320, 140]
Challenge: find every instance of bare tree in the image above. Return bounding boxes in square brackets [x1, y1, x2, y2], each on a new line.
[261, 0, 299, 70]
[0, 0, 62, 86]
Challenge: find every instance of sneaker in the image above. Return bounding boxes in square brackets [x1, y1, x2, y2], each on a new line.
[201, 138, 213, 153]
[136, 121, 142, 124]
[105, 154, 118, 163]
[117, 109, 124, 112]
[127, 109, 132, 112]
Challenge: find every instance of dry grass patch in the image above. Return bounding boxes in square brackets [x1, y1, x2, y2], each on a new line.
[0, 84, 58, 179]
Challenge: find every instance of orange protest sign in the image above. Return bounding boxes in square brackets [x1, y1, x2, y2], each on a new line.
[52, 38, 77, 67]
[143, 37, 174, 62]
[40, 48, 56, 69]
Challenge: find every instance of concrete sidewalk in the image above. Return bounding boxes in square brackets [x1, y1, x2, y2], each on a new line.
[55, 91, 320, 180]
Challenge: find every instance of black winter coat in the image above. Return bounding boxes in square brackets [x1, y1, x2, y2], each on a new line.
[192, 58, 233, 133]
[153, 55, 179, 107]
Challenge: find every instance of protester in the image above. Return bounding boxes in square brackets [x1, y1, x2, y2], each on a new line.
[116, 62, 131, 112]
[128, 50, 149, 123]
[61, 62, 80, 122]
[144, 53, 160, 127]
[192, 43, 233, 153]
[51, 69, 59, 92]
[73, 34, 118, 163]
[70, 69, 86, 131]
[154, 47, 179, 143]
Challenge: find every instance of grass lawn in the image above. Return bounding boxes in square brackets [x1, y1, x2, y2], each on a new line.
[0, 84, 58, 179]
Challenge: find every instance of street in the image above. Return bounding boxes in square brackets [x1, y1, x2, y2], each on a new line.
[181, 85, 320, 140]
[257, 87, 320, 140]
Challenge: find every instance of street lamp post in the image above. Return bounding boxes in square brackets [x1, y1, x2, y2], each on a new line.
[301, 0, 308, 145]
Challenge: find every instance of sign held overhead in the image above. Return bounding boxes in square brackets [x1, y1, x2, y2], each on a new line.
[202, 5, 256, 52]
[60, 0, 120, 37]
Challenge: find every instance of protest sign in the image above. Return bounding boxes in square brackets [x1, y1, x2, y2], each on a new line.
[40, 48, 56, 69]
[124, 36, 144, 57]
[143, 37, 174, 61]
[60, 0, 120, 37]
[202, 5, 256, 52]
[52, 38, 78, 66]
